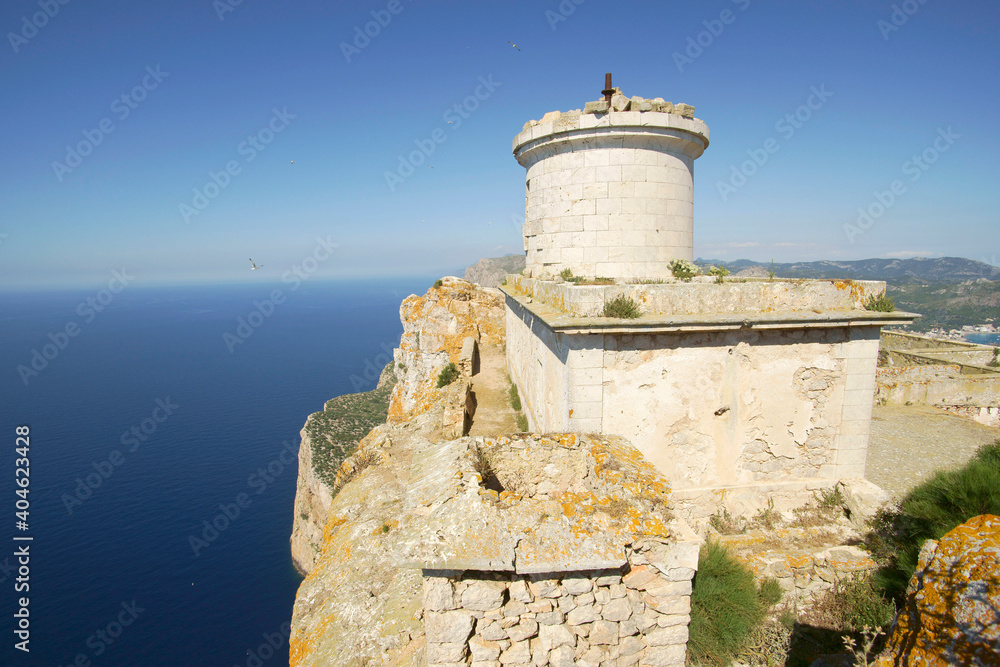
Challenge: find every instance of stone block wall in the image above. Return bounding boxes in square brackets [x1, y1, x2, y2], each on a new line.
[422, 548, 696, 667]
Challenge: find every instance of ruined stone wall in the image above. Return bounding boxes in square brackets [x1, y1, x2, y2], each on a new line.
[423, 551, 695, 667]
[876, 365, 1000, 427]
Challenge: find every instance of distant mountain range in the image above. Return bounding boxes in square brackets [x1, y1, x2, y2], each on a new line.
[466, 255, 999, 287]
[695, 257, 1000, 284]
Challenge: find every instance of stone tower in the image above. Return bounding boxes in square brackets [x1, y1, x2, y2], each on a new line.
[513, 75, 709, 280]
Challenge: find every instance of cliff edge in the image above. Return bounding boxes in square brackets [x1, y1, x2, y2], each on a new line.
[290, 364, 397, 574]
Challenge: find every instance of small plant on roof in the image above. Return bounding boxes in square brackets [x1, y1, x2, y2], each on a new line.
[709, 263, 730, 284]
[864, 291, 895, 312]
[603, 295, 641, 319]
[669, 258, 698, 282]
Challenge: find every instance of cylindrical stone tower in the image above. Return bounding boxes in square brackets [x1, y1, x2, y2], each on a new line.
[513, 82, 709, 280]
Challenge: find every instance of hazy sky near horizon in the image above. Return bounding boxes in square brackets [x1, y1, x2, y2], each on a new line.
[2, 0, 998, 288]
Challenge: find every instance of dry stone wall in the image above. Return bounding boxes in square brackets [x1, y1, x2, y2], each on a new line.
[423, 547, 695, 667]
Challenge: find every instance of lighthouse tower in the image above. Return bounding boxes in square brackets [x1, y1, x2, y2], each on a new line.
[512, 75, 710, 281]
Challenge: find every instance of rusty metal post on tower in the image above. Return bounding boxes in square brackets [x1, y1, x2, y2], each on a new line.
[602, 73, 614, 104]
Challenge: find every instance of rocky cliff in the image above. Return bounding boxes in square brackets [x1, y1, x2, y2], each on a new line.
[290, 364, 397, 574]
[388, 277, 505, 425]
[289, 278, 508, 663]
[463, 254, 525, 289]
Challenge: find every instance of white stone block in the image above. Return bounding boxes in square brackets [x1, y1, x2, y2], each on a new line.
[584, 150, 611, 167]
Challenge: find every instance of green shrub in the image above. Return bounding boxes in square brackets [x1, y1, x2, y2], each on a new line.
[508, 382, 522, 411]
[864, 291, 895, 312]
[688, 541, 781, 666]
[866, 441, 1000, 603]
[560, 268, 574, 281]
[709, 263, 730, 284]
[988, 348, 999, 368]
[669, 258, 698, 282]
[516, 414, 529, 431]
[768, 260, 776, 280]
[831, 573, 896, 632]
[433, 279, 443, 289]
[603, 295, 641, 319]
[436, 362, 459, 388]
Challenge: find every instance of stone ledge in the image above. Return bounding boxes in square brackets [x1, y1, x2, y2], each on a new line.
[500, 280, 917, 335]
[513, 114, 710, 161]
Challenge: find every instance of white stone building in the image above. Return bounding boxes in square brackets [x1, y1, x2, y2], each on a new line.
[501, 82, 916, 518]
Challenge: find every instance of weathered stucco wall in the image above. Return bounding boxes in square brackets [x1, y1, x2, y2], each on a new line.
[876, 365, 1000, 427]
[506, 295, 883, 518]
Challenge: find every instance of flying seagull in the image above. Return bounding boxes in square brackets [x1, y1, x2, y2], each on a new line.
[249, 258, 263, 270]
[508, 41, 520, 51]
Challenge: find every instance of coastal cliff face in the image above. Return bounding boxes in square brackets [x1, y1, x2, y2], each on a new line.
[463, 254, 525, 288]
[289, 278, 507, 663]
[290, 365, 396, 574]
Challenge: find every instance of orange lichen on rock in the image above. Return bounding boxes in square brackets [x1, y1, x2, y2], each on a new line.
[388, 279, 505, 424]
[874, 514, 1000, 667]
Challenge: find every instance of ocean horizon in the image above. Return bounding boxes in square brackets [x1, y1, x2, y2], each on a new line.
[1, 277, 435, 666]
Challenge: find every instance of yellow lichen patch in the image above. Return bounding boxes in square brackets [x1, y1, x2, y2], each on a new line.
[876, 514, 1000, 667]
[289, 612, 337, 666]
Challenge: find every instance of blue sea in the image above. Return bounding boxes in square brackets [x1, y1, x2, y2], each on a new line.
[0, 278, 433, 667]
[966, 333, 1000, 346]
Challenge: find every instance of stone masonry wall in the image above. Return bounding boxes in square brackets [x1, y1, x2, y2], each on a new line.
[512, 98, 709, 281]
[423, 548, 695, 667]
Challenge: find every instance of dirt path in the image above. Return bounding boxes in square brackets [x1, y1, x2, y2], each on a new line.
[867, 404, 999, 500]
[468, 345, 521, 437]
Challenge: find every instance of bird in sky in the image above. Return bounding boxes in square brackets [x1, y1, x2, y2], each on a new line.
[290, 160, 294, 164]
[508, 41, 520, 51]
[249, 258, 263, 270]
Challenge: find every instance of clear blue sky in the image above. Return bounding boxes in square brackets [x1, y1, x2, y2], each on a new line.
[2, 0, 998, 288]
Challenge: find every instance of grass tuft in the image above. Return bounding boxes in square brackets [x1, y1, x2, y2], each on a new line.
[688, 541, 781, 666]
[603, 295, 641, 319]
[864, 291, 895, 312]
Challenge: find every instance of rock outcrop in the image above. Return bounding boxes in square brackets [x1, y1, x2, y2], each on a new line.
[874, 514, 1000, 666]
[289, 278, 705, 666]
[464, 254, 525, 289]
[389, 277, 504, 425]
[290, 366, 397, 574]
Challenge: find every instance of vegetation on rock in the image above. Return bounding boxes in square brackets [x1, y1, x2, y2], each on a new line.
[864, 291, 896, 312]
[669, 258, 698, 282]
[436, 362, 460, 388]
[708, 263, 730, 284]
[305, 364, 397, 486]
[865, 440, 1000, 604]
